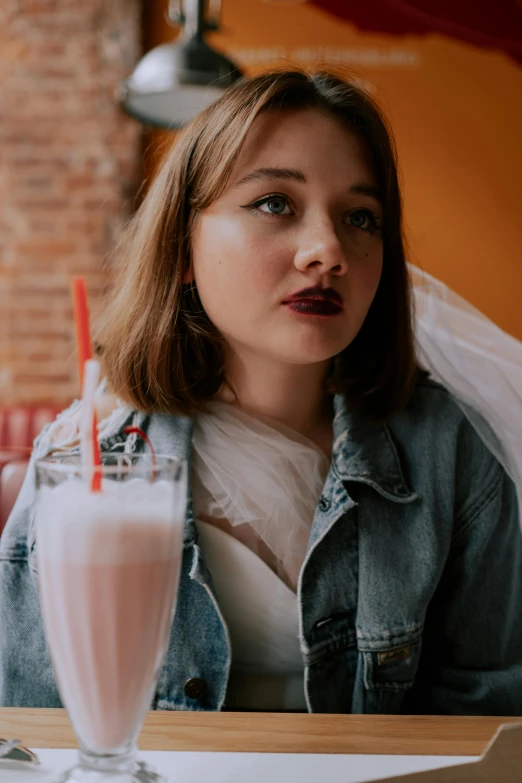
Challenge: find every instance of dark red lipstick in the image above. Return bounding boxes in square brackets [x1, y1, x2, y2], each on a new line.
[283, 286, 343, 317]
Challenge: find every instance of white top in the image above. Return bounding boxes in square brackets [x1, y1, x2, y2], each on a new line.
[195, 520, 306, 710]
[192, 401, 330, 711]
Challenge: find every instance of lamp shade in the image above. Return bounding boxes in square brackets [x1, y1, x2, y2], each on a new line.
[120, 34, 243, 129]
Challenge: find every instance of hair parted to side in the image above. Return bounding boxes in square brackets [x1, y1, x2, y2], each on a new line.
[95, 68, 419, 421]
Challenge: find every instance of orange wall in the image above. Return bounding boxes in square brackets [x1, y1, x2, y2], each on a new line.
[145, 0, 522, 339]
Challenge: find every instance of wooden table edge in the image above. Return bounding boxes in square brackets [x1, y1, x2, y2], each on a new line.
[1, 709, 521, 756]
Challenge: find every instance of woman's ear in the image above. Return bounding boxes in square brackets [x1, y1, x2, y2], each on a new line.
[183, 267, 194, 284]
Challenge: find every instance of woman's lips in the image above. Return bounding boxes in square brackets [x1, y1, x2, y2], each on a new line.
[284, 300, 343, 316]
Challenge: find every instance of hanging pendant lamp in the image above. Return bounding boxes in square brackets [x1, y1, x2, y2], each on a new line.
[120, 0, 243, 129]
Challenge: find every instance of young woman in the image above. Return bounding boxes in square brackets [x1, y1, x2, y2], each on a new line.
[1, 70, 521, 715]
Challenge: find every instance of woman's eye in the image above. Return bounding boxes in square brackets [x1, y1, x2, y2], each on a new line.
[346, 209, 381, 233]
[246, 195, 293, 216]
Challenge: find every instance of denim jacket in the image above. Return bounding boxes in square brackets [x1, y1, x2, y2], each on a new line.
[1, 375, 522, 715]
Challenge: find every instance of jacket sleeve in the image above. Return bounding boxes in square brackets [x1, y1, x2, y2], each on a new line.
[0, 449, 62, 707]
[407, 420, 522, 715]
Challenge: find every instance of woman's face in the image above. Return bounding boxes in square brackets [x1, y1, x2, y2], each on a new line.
[190, 108, 383, 369]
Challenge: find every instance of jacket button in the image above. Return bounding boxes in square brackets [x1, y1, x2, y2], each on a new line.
[318, 496, 330, 512]
[184, 677, 207, 701]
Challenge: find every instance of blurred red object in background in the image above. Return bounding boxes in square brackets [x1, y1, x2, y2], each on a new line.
[262, 0, 522, 67]
[311, 0, 522, 66]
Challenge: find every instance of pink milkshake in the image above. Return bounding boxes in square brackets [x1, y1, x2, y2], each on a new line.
[36, 475, 184, 756]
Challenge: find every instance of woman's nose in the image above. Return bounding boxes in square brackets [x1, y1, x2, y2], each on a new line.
[293, 221, 349, 275]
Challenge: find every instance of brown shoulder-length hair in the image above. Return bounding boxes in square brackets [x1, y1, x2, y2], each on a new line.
[96, 68, 419, 421]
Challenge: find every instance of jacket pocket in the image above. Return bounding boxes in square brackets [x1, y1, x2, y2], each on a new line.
[359, 634, 422, 714]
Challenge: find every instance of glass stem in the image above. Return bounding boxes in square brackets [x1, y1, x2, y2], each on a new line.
[78, 743, 137, 774]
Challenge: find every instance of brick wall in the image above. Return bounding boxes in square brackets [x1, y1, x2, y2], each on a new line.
[0, 0, 142, 406]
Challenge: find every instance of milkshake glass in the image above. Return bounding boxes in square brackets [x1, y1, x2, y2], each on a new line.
[35, 453, 187, 783]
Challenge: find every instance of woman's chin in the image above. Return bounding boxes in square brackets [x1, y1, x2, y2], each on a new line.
[267, 346, 344, 367]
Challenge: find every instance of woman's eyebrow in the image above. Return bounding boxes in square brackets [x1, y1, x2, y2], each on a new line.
[234, 167, 306, 187]
[233, 167, 383, 204]
[349, 183, 383, 204]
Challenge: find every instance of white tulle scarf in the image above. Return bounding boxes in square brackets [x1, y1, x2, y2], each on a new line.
[191, 401, 331, 592]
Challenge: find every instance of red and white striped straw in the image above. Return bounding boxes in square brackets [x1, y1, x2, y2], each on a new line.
[71, 277, 102, 492]
[80, 359, 102, 492]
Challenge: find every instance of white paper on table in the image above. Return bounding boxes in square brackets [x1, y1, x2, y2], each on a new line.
[0, 748, 477, 783]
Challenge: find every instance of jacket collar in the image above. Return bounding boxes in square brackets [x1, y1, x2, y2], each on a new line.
[140, 392, 417, 551]
[331, 393, 417, 504]
[137, 412, 198, 547]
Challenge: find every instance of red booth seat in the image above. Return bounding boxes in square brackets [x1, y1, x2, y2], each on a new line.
[0, 460, 30, 533]
[0, 406, 60, 451]
[0, 406, 61, 535]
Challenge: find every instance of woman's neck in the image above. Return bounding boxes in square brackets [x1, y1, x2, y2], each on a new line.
[215, 372, 335, 460]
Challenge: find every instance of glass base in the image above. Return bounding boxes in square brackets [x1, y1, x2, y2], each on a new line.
[55, 754, 167, 783]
